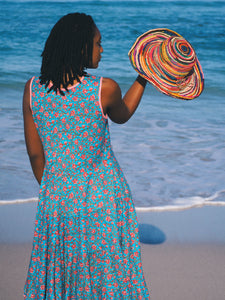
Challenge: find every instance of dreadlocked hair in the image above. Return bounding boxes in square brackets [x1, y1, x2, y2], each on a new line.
[39, 13, 96, 95]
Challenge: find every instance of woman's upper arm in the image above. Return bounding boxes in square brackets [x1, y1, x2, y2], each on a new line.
[23, 79, 44, 159]
[101, 77, 130, 124]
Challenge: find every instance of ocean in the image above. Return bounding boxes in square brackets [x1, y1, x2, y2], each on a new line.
[0, 0, 225, 211]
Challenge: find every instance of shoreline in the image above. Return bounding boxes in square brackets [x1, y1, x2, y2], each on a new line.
[1, 195, 225, 211]
[137, 205, 225, 244]
[1, 201, 225, 244]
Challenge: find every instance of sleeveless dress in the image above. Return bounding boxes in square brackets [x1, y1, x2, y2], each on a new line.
[24, 74, 150, 300]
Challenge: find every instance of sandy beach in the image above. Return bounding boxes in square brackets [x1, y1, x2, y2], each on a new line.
[0, 204, 225, 300]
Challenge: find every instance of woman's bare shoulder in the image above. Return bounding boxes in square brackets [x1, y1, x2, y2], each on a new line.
[101, 77, 122, 103]
[102, 77, 120, 92]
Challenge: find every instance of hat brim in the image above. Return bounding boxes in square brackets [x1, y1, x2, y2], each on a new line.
[128, 28, 204, 100]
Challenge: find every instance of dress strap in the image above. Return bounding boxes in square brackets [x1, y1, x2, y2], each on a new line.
[98, 77, 108, 119]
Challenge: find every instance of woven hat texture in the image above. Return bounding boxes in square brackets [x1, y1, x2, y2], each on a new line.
[128, 28, 204, 100]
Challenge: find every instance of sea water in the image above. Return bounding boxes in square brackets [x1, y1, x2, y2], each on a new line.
[0, 0, 225, 211]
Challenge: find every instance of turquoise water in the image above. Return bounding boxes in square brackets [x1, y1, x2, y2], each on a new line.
[0, 0, 225, 210]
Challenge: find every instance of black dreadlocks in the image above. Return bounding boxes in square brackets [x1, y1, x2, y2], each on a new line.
[39, 13, 96, 95]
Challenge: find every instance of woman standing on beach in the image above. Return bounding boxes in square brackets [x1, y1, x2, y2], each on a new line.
[23, 12, 150, 299]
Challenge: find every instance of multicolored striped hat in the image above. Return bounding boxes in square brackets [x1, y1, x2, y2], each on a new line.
[128, 28, 204, 100]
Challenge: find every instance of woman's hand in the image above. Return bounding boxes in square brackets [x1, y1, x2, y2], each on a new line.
[23, 79, 45, 185]
[101, 75, 147, 124]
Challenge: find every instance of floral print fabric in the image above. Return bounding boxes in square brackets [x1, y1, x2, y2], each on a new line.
[24, 75, 150, 299]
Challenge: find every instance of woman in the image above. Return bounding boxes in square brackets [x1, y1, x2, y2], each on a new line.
[23, 12, 150, 299]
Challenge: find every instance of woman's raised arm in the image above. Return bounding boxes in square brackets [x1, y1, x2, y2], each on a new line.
[101, 75, 147, 124]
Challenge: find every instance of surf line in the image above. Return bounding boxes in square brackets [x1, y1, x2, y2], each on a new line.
[136, 190, 225, 212]
[0, 190, 225, 211]
[0, 197, 38, 205]
[136, 200, 225, 212]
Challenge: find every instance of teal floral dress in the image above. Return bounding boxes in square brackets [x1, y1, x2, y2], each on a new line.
[24, 74, 150, 299]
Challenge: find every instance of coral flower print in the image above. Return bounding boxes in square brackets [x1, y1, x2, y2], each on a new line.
[24, 74, 149, 299]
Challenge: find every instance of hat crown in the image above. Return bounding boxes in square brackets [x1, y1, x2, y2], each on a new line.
[159, 36, 196, 79]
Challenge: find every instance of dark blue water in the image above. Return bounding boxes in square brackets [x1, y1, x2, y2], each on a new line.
[1, 0, 225, 210]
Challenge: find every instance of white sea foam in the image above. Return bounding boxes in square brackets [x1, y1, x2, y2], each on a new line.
[0, 197, 38, 205]
[135, 190, 225, 212]
[1, 190, 225, 212]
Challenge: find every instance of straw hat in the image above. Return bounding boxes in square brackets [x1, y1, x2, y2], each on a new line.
[128, 28, 204, 100]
